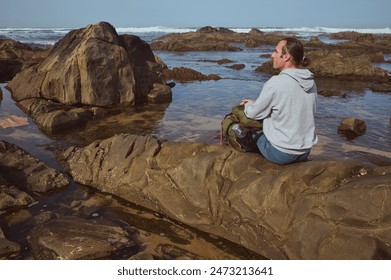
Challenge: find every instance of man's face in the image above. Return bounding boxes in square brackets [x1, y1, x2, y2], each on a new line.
[271, 40, 287, 70]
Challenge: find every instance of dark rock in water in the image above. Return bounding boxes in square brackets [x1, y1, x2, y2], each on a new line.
[28, 215, 135, 259]
[338, 117, 367, 138]
[0, 228, 20, 259]
[0, 184, 35, 212]
[225, 64, 245, 70]
[164, 67, 221, 82]
[58, 134, 391, 259]
[370, 83, 391, 93]
[0, 140, 69, 193]
[196, 26, 234, 33]
[147, 83, 173, 103]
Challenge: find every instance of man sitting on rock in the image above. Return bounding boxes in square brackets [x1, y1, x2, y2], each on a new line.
[241, 38, 318, 164]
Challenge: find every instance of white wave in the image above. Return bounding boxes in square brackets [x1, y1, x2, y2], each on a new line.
[254, 26, 391, 34]
[2, 26, 390, 46]
[116, 26, 196, 34]
[116, 26, 391, 35]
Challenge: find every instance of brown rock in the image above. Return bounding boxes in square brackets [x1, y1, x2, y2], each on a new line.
[58, 134, 391, 259]
[164, 67, 221, 82]
[370, 83, 391, 93]
[0, 39, 49, 82]
[257, 48, 389, 81]
[6, 22, 172, 134]
[0, 140, 69, 193]
[338, 117, 367, 137]
[28, 216, 134, 259]
[7, 22, 170, 107]
[0, 228, 20, 259]
[225, 64, 245, 70]
[0, 184, 35, 212]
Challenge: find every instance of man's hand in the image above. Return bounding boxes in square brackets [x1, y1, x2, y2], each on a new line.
[240, 99, 254, 105]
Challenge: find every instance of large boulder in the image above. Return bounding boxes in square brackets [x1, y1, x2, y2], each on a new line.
[7, 22, 171, 107]
[58, 134, 391, 259]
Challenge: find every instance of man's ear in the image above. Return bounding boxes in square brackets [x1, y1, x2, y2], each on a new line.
[283, 53, 291, 62]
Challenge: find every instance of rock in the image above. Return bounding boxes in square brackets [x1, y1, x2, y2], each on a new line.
[17, 98, 94, 134]
[307, 49, 388, 81]
[151, 40, 242, 52]
[58, 134, 391, 259]
[310, 36, 320, 42]
[0, 140, 69, 193]
[338, 117, 367, 138]
[0, 184, 35, 212]
[0, 39, 49, 82]
[164, 67, 221, 82]
[6, 22, 171, 134]
[256, 48, 389, 82]
[147, 83, 173, 103]
[8, 22, 170, 107]
[370, 83, 391, 93]
[27, 215, 135, 259]
[225, 64, 245, 70]
[0, 228, 20, 259]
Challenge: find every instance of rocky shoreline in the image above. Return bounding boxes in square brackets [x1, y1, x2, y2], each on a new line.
[1, 22, 391, 259]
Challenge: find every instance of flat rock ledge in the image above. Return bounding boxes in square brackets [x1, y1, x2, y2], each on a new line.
[58, 134, 391, 260]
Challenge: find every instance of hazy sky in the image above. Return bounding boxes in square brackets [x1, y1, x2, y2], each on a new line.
[1, 0, 390, 28]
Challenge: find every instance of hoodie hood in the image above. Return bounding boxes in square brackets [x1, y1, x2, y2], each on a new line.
[281, 68, 315, 92]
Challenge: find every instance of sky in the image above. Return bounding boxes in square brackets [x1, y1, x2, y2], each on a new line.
[0, 0, 390, 28]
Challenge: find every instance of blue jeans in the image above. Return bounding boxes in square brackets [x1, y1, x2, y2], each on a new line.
[254, 132, 310, 165]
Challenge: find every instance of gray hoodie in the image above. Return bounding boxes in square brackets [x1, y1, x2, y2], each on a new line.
[244, 68, 318, 154]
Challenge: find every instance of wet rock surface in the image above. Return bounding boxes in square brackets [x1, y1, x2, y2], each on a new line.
[0, 227, 20, 259]
[58, 134, 391, 259]
[27, 215, 135, 260]
[0, 140, 69, 193]
[0, 139, 259, 260]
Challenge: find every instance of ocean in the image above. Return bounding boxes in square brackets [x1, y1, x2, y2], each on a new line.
[2, 26, 391, 46]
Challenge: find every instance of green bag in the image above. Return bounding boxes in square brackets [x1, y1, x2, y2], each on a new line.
[220, 104, 263, 152]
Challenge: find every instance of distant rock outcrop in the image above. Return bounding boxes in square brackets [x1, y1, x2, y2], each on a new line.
[58, 134, 391, 260]
[256, 49, 389, 81]
[164, 67, 221, 82]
